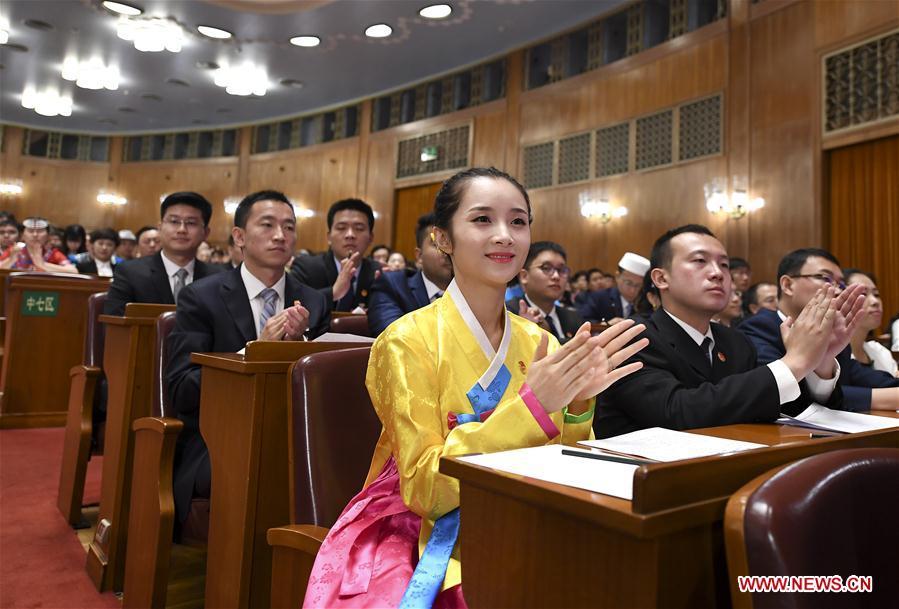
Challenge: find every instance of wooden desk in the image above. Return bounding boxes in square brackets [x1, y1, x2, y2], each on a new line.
[441, 414, 899, 609]
[196, 340, 371, 609]
[0, 268, 13, 315]
[86, 303, 176, 593]
[0, 273, 110, 428]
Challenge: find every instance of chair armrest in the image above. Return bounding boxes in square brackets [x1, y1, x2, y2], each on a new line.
[267, 525, 329, 609]
[267, 524, 329, 553]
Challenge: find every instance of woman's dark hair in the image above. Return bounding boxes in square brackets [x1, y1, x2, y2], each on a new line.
[63, 224, 87, 254]
[843, 268, 877, 286]
[433, 167, 532, 234]
[370, 243, 390, 257]
[633, 271, 660, 317]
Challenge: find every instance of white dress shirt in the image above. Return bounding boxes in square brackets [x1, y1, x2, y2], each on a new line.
[664, 309, 824, 406]
[421, 272, 445, 302]
[160, 251, 196, 293]
[95, 259, 114, 277]
[525, 293, 565, 341]
[241, 264, 286, 339]
[855, 341, 899, 376]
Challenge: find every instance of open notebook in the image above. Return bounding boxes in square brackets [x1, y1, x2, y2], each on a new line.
[579, 427, 767, 462]
[777, 404, 899, 434]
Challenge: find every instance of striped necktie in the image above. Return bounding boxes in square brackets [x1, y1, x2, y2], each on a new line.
[258, 288, 279, 334]
[172, 268, 188, 303]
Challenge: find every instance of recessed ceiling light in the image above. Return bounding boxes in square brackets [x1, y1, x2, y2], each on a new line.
[23, 19, 54, 31]
[166, 77, 190, 87]
[280, 78, 304, 88]
[3, 43, 28, 52]
[102, 1, 142, 16]
[118, 106, 137, 113]
[141, 93, 163, 101]
[289, 35, 320, 47]
[365, 23, 392, 38]
[419, 4, 452, 19]
[196, 60, 220, 70]
[197, 25, 232, 39]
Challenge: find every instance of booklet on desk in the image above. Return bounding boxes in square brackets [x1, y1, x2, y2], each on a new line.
[578, 427, 767, 462]
[777, 404, 899, 434]
[459, 445, 637, 500]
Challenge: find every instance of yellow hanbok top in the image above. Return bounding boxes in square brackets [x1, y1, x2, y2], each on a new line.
[363, 280, 594, 590]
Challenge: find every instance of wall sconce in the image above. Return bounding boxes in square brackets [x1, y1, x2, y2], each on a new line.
[705, 178, 765, 219]
[580, 194, 627, 223]
[97, 191, 127, 206]
[0, 179, 24, 196]
[224, 196, 240, 215]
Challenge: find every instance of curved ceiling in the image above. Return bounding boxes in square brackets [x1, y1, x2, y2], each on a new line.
[0, 0, 627, 135]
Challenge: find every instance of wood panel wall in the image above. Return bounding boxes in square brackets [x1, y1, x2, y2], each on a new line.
[0, 0, 895, 281]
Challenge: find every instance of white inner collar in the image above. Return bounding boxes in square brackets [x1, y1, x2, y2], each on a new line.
[446, 279, 511, 390]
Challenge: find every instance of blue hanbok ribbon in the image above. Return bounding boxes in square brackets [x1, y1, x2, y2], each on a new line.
[398, 364, 512, 609]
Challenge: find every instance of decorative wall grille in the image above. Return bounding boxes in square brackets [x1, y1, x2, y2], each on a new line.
[522, 142, 555, 189]
[596, 122, 630, 177]
[635, 109, 673, 170]
[558, 133, 591, 184]
[679, 94, 722, 160]
[396, 125, 470, 179]
[824, 29, 899, 133]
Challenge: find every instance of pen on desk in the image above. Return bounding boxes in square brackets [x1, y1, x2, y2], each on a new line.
[809, 433, 835, 438]
[561, 449, 652, 466]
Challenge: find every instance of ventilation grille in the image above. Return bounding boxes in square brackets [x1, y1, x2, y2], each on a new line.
[679, 94, 722, 160]
[635, 110, 673, 170]
[596, 122, 630, 177]
[522, 142, 555, 189]
[396, 125, 470, 179]
[558, 133, 591, 184]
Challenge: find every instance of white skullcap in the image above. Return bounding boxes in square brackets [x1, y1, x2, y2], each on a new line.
[618, 252, 650, 277]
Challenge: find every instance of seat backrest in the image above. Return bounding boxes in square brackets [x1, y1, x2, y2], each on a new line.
[289, 347, 380, 526]
[728, 447, 899, 609]
[10, 270, 97, 280]
[329, 314, 371, 337]
[152, 311, 178, 418]
[83, 292, 108, 367]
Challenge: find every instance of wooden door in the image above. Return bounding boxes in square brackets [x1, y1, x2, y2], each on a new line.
[825, 134, 898, 334]
[393, 182, 442, 261]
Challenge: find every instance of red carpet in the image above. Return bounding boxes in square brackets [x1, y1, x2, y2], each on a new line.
[0, 428, 119, 608]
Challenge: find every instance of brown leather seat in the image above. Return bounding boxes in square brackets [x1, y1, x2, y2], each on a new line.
[152, 312, 177, 419]
[267, 346, 379, 608]
[329, 314, 372, 338]
[725, 448, 899, 609]
[57, 291, 108, 527]
[289, 346, 380, 525]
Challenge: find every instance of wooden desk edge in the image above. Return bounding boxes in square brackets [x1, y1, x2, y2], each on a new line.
[99, 314, 161, 326]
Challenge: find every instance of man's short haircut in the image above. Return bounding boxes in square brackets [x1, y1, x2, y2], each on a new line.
[90, 227, 120, 247]
[327, 198, 375, 232]
[729, 257, 750, 272]
[843, 268, 877, 286]
[571, 270, 588, 284]
[415, 213, 437, 248]
[649, 224, 716, 273]
[742, 282, 771, 316]
[160, 192, 213, 227]
[775, 248, 841, 298]
[524, 241, 567, 269]
[587, 267, 603, 279]
[233, 190, 293, 229]
[135, 225, 157, 242]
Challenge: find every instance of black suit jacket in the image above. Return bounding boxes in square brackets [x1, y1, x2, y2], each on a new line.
[594, 308, 839, 438]
[288, 250, 377, 311]
[578, 286, 627, 322]
[165, 267, 330, 520]
[103, 252, 221, 316]
[504, 297, 585, 343]
[75, 258, 116, 276]
[367, 269, 432, 336]
[738, 308, 899, 411]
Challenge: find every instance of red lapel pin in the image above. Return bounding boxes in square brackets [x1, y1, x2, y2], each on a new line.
[717, 351, 727, 363]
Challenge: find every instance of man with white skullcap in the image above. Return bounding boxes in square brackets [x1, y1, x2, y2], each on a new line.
[577, 251, 650, 324]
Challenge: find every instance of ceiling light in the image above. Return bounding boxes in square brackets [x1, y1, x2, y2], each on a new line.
[419, 4, 452, 19]
[21, 87, 73, 117]
[0, 29, 7, 45]
[97, 191, 127, 206]
[289, 35, 320, 47]
[117, 17, 183, 53]
[280, 78, 304, 88]
[213, 63, 267, 96]
[62, 56, 120, 90]
[365, 23, 392, 38]
[102, 1, 142, 16]
[197, 25, 232, 39]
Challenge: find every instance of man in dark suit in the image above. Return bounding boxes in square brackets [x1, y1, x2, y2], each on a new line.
[76, 228, 119, 277]
[166, 190, 330, 523]
[368, 213, 453, 336]
[289, 198, 378, 311]
[103, 192, 221, 315]
[578, 252, 650, 323]
[595, 225, 861, 439]
[505, 241, 585, 343]
[739, 248, 899, 411]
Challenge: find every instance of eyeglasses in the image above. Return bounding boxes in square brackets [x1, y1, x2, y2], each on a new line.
[619, 277, 641, 289]
[531, 263, 570, 278]
[789, 273, 847, 290]
[163, 216, 203, 229]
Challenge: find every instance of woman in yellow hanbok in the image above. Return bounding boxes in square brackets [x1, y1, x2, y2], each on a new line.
[304, 167, 648, 609]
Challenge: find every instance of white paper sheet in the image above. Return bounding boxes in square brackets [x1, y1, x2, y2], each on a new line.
[578, 427, 767, 462]
[312, 332, 375, 344]
[458, 444, 637, 500]
[778, 404, 899, 434]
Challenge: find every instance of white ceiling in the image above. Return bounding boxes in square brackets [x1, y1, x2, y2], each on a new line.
[0, 0, 628, 135]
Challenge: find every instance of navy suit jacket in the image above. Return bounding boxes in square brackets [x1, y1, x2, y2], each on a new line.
[578, 286, 628, 322]
[738, 308, 899, 411]
[595, 308, 839, 439]
[504, 297, 584, 343]
[367, 269, 432, 336]
[165, 266, 330, 520]
[288, 249, 377, 311]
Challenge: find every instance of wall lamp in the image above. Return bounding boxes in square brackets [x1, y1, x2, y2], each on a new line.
[705, 178, 765, 219]
[580, 194, 627, 223]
